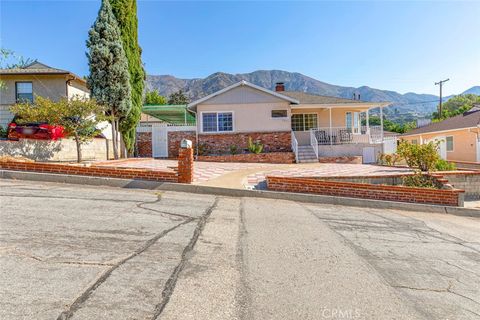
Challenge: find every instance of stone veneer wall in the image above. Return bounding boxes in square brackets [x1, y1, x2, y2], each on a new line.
[198, 131, 291, 155]
[137, 132, 152, 157]
[197, 152, 294, 164]
[266, 176, 464, 207]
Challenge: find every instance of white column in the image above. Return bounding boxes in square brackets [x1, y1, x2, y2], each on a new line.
[366, 109, 370, 143]
[329, 107, 333, 146]
[380, 107, 384, 152]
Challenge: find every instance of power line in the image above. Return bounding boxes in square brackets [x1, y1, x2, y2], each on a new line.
[435, 78, 450, 115]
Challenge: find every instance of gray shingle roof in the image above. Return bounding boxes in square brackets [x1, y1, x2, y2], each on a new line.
[0, 61, 71, 75]
[279, 91, 365, 104]
[402, 107, 480, 136]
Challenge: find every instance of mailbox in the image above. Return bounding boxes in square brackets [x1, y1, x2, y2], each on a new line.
[181, 139, 192, 149]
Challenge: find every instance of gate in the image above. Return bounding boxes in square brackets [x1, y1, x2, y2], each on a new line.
[152, 124, 168, 157]
[362, 146, 376, 164]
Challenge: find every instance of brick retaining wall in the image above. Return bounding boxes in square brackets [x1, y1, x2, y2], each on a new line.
[168, 131, 196, 158]
[137, 132, 152, 157]
[197, 152, 295, 164]
[433, 171, 480, 200]
[266, 176, 464, 206]
[198, 131, 291, 155]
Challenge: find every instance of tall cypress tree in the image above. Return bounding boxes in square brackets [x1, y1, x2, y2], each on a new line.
[86, 0, 131, 159]
[110, 0, 145, 155]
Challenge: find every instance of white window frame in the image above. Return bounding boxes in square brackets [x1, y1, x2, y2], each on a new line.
[446, 136, 454, 152]
[345, 111, 361, 134]
[200, 111, 234, 133]
[291, 113, 318, 132]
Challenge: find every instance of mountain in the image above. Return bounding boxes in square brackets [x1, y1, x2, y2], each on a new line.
[461, 86, 480, 95]
[146, 70, 470, 121]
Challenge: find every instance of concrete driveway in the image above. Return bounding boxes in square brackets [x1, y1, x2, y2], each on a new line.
[1, 179, 479, 319]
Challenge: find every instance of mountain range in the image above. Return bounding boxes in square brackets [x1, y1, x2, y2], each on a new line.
[146, 70, 479, 122]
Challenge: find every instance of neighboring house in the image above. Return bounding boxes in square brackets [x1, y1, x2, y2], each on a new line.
[401, 106, 480, 163]
[187, 81, 390, 162]
[140, 104, 195, 125]
[0, 61, 89, 128]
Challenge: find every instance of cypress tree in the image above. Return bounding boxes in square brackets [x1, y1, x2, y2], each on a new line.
[86, 0, 131, 159]
[110, 0, 145, 155]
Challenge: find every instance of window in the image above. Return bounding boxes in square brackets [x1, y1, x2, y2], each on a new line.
[411, 139, 418, 145]
[291, 114, 318, 131]
[16, 82, 33, 103]
[345, 111, 360, 133]
[202, 112, 233, 133]
[272, 110, 288, 118]
[446, 136, 454, 151]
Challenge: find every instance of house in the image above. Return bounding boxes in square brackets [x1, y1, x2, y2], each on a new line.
[401, 106, 480, 163]
[187, 80, 391, 162]
[0, 61, 89, 128]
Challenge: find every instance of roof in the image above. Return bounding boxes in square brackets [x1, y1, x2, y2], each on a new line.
[142, 104, 196, 125]
[187, 80, 299, 110]
[0, 61, 86, 84]
[281, 91, 391, 107]
[402, 107, 480, 136]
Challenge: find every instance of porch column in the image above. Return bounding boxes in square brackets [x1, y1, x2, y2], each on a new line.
[329, 107, 333, 146]
[366, 109, 370, 143]
[380, 106, 384, 152]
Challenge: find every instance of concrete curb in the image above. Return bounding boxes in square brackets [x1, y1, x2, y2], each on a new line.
[1, 169, 479, 218]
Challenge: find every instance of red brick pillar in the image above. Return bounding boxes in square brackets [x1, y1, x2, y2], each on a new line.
[178, 145, 194, 183]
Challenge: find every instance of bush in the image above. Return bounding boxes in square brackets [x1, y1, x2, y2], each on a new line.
[378, 153, 402, 166]
[0, 125, 7, 139]
[197, 143, 210, 156]
[435, 159, 456, 171]
[229, 145, 239, 155]
[248, 137, 263, 154]
[397, 140, 440, 172]
[402, 173, 439, 189]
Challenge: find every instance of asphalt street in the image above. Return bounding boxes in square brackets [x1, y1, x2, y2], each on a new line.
[0, 179, 479, 319]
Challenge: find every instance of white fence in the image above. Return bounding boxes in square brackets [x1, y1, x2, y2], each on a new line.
[291, 131, 299, 163]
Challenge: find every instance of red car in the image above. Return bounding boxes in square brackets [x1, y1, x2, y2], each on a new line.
[7, 116, 65, 140]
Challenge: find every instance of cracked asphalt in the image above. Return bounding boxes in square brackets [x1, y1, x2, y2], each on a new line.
[0, 179, 479, 320]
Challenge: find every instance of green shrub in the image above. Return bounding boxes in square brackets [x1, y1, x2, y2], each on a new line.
[248, 137, 263, 154]
[402, 173, 439, 189]
[435, 159, 456, 171]
[397, 140, 440, 172]
[229, 145, 239, 155]
[197, 143, 210, 156]
[378, 153, 402, 166]
[0, 125, 7, 139]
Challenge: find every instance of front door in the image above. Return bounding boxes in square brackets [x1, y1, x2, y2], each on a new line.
[434, 136, 447, 160]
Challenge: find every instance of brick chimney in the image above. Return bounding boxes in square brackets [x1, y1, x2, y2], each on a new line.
[275, 82, 285, 92]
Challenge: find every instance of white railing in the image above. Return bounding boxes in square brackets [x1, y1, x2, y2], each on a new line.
[311, 126, 384, 145]
[310, 129, 319, 158]
[291, 131, 299, 163]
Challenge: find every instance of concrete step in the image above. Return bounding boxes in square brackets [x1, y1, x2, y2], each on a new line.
[298, 159, 319, 163]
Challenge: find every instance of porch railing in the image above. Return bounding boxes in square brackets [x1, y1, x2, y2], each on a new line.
[311, 126, 384, 145]
[310, 129, 319, 158]
[291, 131, 299, 162]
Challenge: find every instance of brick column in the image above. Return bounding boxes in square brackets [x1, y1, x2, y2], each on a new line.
[178, 146, 194, 183]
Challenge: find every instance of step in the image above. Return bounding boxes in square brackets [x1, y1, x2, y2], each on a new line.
[298, 159, 319, 163]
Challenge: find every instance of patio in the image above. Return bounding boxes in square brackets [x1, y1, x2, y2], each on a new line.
[93, 159, 413, 189]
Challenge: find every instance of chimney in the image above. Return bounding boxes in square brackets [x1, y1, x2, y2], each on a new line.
[275, 82, 285, 92]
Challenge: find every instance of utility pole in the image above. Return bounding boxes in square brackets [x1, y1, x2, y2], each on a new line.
[435, 78, 449, 117]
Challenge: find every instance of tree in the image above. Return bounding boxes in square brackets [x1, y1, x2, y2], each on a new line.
[144, 90, 167, 105]
[0, 48, 35, 89]
[362, 116, 416, 134]
[110, 0, 145, 155]
[432, 94, 480, 120]
[397, 140, 440, 172]
[11, 96, 106, 163]
[168, 90, 189, 105]
[86, 0, 131, 159]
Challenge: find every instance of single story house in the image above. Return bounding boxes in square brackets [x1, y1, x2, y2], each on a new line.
[187, 80, 391, 162]
[401, 106, 480, 163]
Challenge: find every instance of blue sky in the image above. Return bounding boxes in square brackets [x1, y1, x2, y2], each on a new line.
[1, 1, 479, 95]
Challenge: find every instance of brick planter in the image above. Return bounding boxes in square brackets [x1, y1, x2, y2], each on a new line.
[197, 152, 295, 164]
[266, 176, 465, 207]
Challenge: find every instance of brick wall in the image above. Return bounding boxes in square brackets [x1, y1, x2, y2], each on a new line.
[137, 132, 152, 157]
[197, 152, 294, 164]
[168, 131, 196, 158]
[0, 160, 178, 182]
[433, 171, 480, 200]
[178, 148, 194, 183]
[266, 176, 464, 207]
[198, 131, 291, 155]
